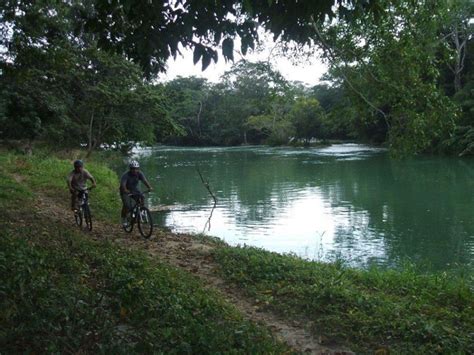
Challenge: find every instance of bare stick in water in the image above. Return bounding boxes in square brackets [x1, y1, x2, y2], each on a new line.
[196, 166, 218, 232]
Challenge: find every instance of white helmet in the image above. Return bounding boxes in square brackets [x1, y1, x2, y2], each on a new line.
[129, 160, 140, 169]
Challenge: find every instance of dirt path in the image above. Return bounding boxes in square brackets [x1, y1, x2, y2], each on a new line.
[33, 194, 353, 355]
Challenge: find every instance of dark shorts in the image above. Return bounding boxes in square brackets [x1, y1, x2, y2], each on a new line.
[120, 193, 133, 210]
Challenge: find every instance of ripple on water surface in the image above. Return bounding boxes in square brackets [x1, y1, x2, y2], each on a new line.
[133, 144, 474, 272]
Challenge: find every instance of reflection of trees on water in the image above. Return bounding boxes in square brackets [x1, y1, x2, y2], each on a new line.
[138, 148, 474, 270]
[141, 150, 301, 223]
[313, 156, 474, 269]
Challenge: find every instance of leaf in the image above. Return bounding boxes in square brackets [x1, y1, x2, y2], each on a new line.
[193, 45, 203, 65]
[201, 53, 211, 71]
[222, 38, 234, 62]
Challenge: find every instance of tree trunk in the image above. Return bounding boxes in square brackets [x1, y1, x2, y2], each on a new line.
[197, 100, 203, 138]
[450, 25, 467, 93]
[87, 111, 95, 157]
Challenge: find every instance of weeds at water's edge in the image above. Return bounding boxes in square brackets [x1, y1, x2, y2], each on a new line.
[211, 246, 474, 353]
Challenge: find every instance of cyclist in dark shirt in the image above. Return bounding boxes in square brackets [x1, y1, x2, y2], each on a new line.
[120, 160, 152, 227]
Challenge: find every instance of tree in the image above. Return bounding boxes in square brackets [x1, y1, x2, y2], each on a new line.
[221, 61, 292, 144]
[442, 0, 474, 93]
[311, 83, 358, 140]
[288, 97, 325, 143]
[307, 0, 461, 154]
[73, 49, 173, 155]
[0, 43, 78, 144]
[0, 1, 176, 152]
[163, 77, 210, 144]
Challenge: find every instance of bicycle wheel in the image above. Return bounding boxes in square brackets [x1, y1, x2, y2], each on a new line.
[83, 204, 93, 231]
[122, 210, 134, 233]
[75, 208, 82, 227]
[138, 206, 153, 238]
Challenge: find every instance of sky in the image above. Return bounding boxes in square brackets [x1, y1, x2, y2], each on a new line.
[158, 40, 328, 87]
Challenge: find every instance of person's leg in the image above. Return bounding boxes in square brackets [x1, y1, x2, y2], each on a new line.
[71, 192, 77, 211]
[120, 193, 127, 217]
[120, 194, 132, 223]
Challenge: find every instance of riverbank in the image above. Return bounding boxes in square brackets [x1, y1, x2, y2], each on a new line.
[0, 151, 293, 353]
[1, 150, 473, 353]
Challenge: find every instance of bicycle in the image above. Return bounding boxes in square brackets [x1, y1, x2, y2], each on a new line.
[74, 187, 93, 231]
[122, 191, 153, 238]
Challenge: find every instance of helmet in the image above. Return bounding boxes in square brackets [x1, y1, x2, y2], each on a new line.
[74, 159, 83, 167]
[129, 160, 140, 169]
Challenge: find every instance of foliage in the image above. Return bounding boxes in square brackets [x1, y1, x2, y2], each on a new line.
[160, 76, 210, 144]
[162, 61, 300, 146]
[0, 228, 288, 353]
[161, 62, 358, 146]
[0, 0, 381, 78]
[287, 97, 325, 143]
[310, 0, 465, 155]
[445, 36, 474, 156]
[1, 0, 472, 155]
[0, 1, 178, 152]
[213, 246, 474, 354]
[311, 83, 358, 140]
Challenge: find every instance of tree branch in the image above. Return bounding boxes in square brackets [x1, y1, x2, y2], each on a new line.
[196, 166, 218, 232]
[310, 16, 390, 128]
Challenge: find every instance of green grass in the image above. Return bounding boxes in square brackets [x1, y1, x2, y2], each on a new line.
[0, 151, 289, 353]
[1, 152, 121, 221]
[0, 228, 289, 353]
[212, 246, 474, 354]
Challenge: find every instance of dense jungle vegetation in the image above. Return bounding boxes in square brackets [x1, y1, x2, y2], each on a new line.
[1, 0, 473, 156]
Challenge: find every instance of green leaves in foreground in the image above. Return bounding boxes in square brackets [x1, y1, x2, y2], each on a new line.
[0, 228, 288, 353]
[213, 246, 474, 353]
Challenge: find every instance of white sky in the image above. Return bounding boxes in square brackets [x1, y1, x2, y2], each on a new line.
[158, 40, 328, 86]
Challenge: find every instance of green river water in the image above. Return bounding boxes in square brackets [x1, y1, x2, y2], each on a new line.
[133, 144, 474, 271]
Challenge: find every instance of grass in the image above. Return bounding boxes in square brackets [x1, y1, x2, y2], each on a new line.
[212, 246, 474, 353]
[1, 151, 121, 221]
[0, 151, 289, 353]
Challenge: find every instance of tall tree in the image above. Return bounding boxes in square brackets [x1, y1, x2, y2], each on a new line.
[307, 0, 462, 154]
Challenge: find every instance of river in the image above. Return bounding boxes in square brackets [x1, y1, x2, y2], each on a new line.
[132, 144, 474, 271]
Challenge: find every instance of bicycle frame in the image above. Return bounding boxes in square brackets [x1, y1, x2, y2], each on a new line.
[123, 191, 153, 238]
[78, 190, 89, 207]
[74, 188, 93, 231]
[128, 192, 146, 222]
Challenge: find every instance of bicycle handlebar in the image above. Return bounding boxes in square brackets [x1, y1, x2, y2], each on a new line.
[74, 186, 95, 193]
[127, 190, 150, 197]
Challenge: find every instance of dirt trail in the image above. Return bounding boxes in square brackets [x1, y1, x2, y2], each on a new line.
[33, 194, 353, 355]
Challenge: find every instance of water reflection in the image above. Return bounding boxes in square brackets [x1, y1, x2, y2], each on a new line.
[133, 145, 474, 271]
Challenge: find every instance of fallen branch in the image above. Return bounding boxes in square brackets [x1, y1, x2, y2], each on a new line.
[196, 166, 218, 232]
